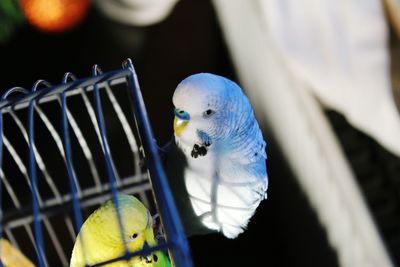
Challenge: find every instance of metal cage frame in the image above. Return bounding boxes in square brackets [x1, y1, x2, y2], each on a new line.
[0, 59, 193, 267]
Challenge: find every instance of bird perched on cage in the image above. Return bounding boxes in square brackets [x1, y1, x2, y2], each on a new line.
[165, 73, 268, 239]
[69, 194, 171, 267]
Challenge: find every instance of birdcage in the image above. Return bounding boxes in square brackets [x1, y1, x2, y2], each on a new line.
[0, 59, 193, 267]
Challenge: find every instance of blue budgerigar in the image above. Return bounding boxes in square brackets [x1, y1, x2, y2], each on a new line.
[171, 73, 268, 239]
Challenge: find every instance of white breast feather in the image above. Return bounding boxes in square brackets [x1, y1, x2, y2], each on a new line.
[180, 120, 267, 239]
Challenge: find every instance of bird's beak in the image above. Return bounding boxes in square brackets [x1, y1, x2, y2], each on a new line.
[174, 109, 189, 136]
[174, 117, 188, 136]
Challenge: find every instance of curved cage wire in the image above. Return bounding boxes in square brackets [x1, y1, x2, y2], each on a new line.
[0, 59, 193, 267]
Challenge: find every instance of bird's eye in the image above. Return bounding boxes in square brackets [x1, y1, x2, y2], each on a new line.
[203, 109, 215, 117]
[130, 233, 139, 240]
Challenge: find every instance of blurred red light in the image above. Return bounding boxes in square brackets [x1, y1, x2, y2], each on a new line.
[20, 0, 90, 33]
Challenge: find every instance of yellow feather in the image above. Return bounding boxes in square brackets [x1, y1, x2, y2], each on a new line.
[0, 238, 35, 267]
[70, 194, 158, 267]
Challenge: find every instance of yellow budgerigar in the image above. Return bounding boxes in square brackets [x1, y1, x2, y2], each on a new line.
[70, 194, 171, 267]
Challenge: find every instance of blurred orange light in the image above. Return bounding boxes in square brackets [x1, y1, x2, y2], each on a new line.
[20, 0, 90, 33]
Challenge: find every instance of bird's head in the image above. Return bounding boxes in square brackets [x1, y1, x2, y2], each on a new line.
[96, 194, 156, 251]
[172, 73, 248, 146]
[71, 194, 163, 267]
[121, 205, 156, 253]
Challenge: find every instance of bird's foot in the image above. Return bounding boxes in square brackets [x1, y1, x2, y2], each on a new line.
[152, 213, 165, 241]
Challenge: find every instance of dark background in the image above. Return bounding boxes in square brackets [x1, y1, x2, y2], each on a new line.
[0, 1, 339, 266]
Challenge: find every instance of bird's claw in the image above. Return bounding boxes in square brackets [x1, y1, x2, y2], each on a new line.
[152, 213, 165, 241]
